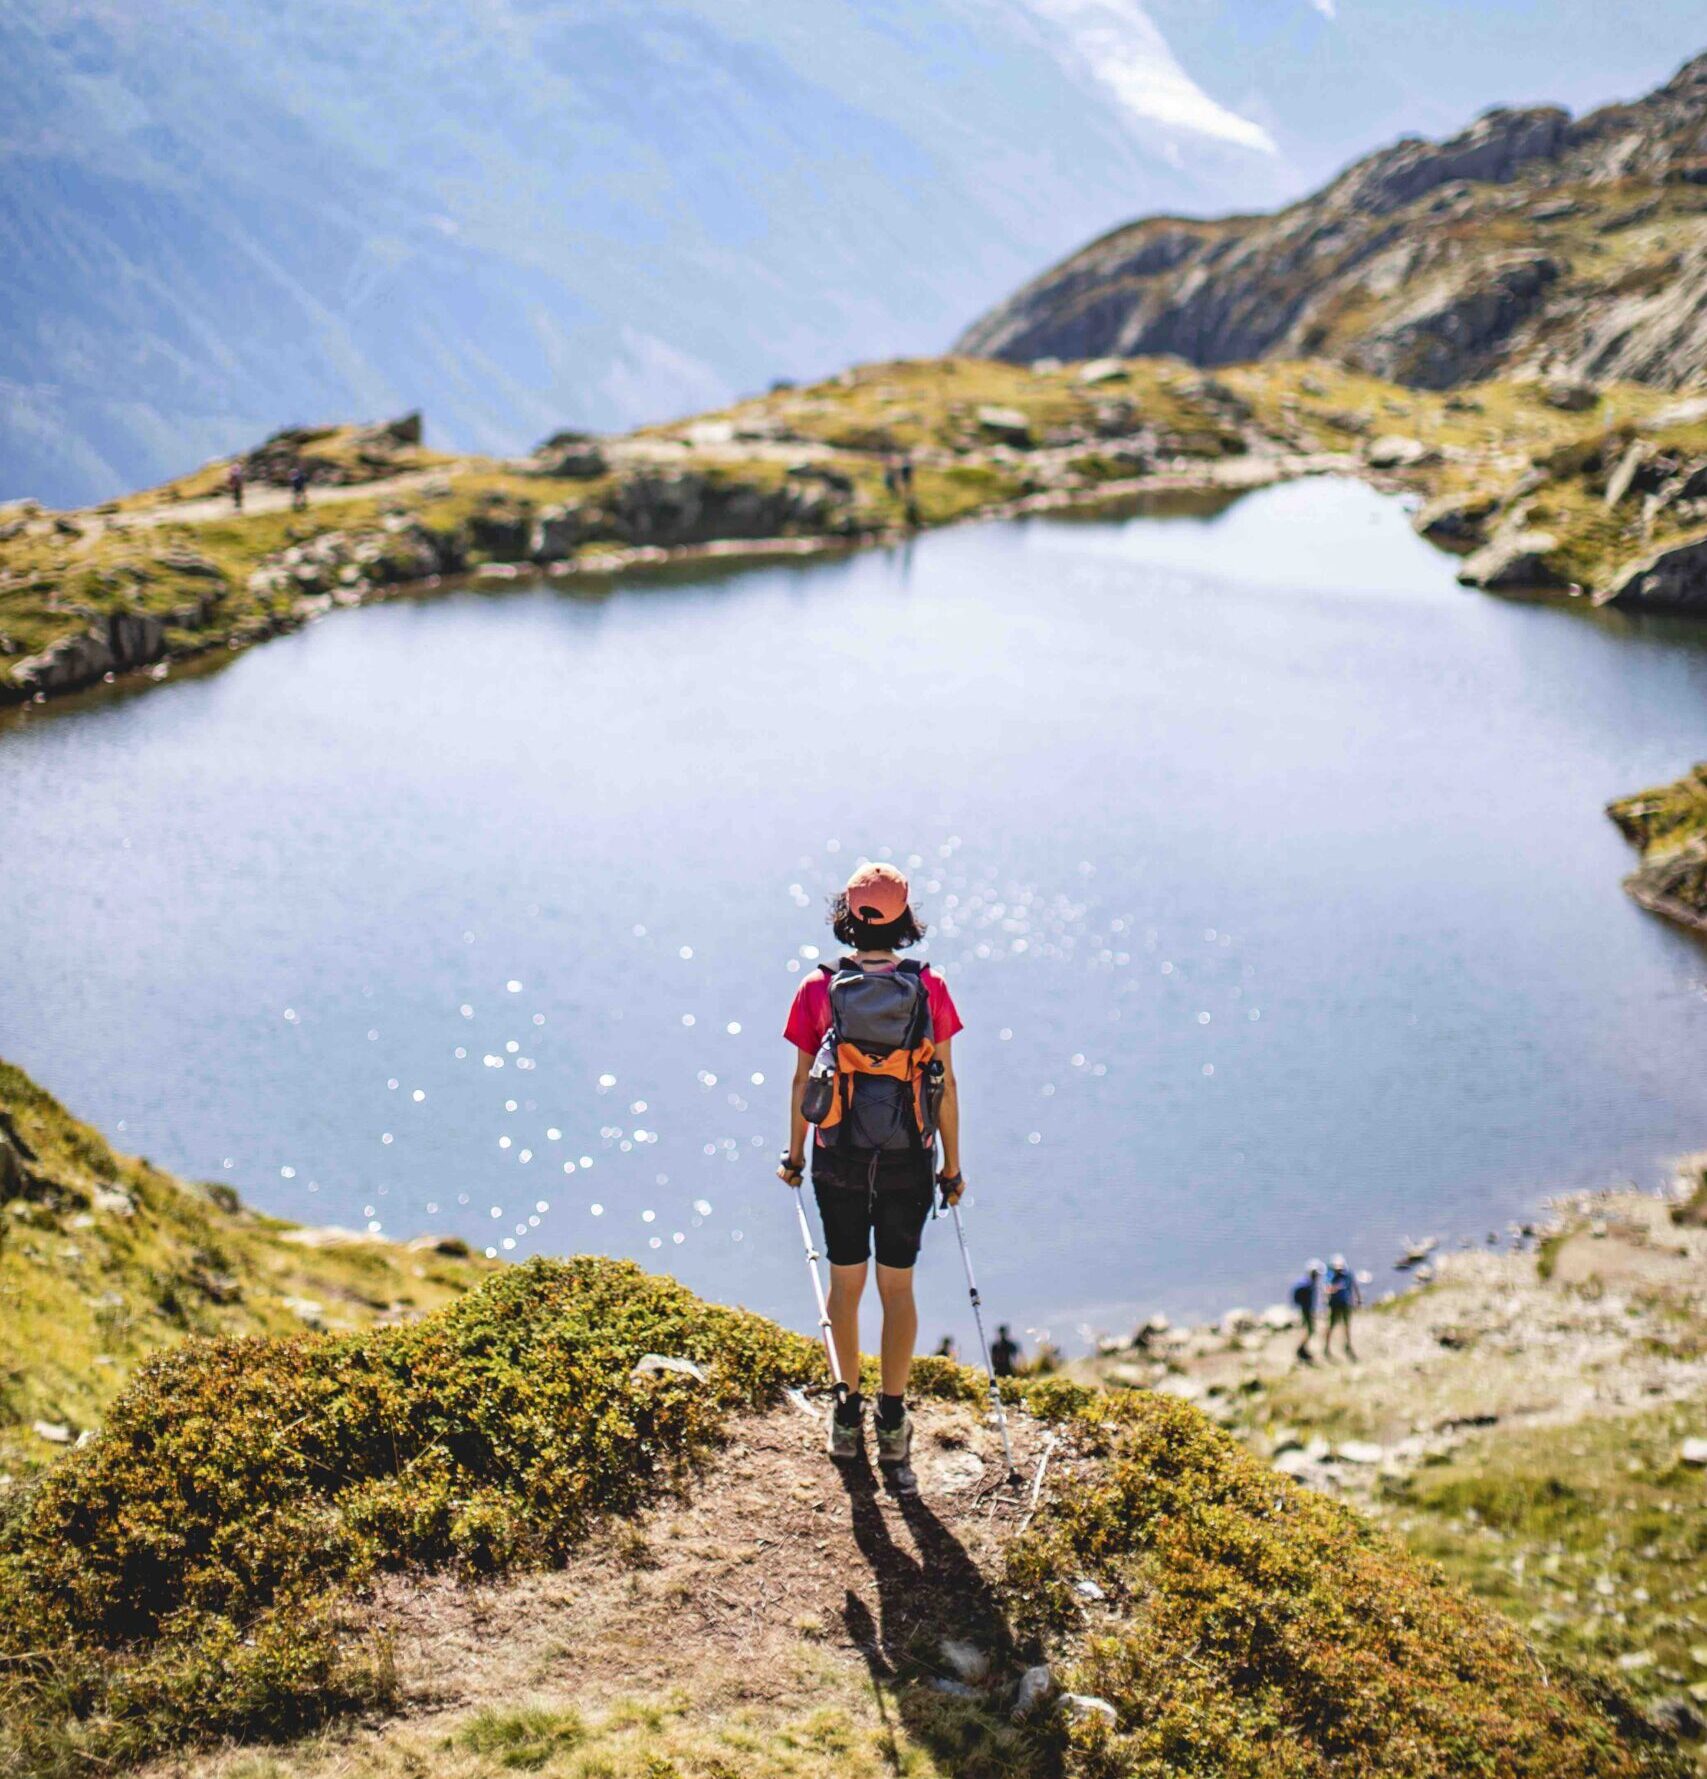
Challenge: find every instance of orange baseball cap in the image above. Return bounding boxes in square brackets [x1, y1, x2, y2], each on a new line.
[844, 862, 910, 924]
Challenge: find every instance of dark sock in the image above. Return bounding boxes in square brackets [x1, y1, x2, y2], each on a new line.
[876, 1393, 906, 1430]
[834, 1389, 864, 1427]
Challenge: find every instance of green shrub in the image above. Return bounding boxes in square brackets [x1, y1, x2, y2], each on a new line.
[1005, 1392, 1684, 1779]
[0, 1257, 816, 1774]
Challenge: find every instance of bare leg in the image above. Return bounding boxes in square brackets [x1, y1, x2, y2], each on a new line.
[875, 1263, 918, 1397]
[827, 1261, 867, 1392]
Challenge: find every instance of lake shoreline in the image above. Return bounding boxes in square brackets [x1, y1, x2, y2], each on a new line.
[0, 444, 1342, 727]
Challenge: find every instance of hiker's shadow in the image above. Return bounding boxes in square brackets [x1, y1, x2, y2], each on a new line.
[837, 1457, 1012, 1673]
[835, 1455, 1054, 1775]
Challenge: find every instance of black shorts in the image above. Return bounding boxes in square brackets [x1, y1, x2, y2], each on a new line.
[812, 1147, 935, 1269]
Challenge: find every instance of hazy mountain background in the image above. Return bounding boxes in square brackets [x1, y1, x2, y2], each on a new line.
[3, 0, 1704, 507]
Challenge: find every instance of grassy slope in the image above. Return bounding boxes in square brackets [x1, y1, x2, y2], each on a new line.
[0, 1058, 491, 1479]
[1608, 765, 1707, 931]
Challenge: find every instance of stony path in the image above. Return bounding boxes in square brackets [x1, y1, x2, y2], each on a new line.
[113, 467, 465, 532]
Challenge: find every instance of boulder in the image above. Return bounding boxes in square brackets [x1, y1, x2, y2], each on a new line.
[976, 405, 1033, 446]
[1542, 376, 1601, 412]
[1012, 1664, 1055, 1721]
[534, 441, 608, 480]
[1680, 1437, 1707, 1466]
[530, 505, 583, 562]
[1060, 1694, 1118, 1727]
[1415, 490, 1497, 550]
[1600, 533, 1707, 611]
[940, 1638, 990, 1683]
[8, 606, 171, 699]
[1650, 1697, 1706, 1742]
[467, 507, 533, 560]
[1457, 530, 1565, 590]
[1604, 440, 1651, 508]
[354, 412, 422, 450]
[1078, 358, 1128, 386]
[1364, 434, 1435, 469]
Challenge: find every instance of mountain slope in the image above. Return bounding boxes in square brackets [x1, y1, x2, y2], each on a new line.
[0, 1056, 491, 1478]
[0, 0, 1288, 510]
[959, 50, 1707, 391]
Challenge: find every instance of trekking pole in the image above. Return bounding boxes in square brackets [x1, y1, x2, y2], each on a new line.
[949, 1201, 1019, 1481]
[791, 1186, 845, 1393]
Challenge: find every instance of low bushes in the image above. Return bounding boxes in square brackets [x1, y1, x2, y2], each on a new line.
[0, 1257, 816, 1774]
[1005, 1391, 1685, 1779]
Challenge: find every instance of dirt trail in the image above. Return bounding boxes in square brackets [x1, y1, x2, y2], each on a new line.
[114, 468, 465, 532]
[157, 1398, 1069, 1779]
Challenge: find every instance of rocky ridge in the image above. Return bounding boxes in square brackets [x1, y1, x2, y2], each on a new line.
[10, 354, 1707, 720]
[1609, 764, 1707, 932]
[959, 52, 1707, 395]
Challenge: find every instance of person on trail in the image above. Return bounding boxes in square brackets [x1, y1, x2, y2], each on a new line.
[1291, 1260, 1324, 1365]
[778, 862, 964, 1471]
[1323, 1253, 1362, 1361]
[289, 464, 309, 511]
[933, 1334, 958, 1360]
[227, 461, 244, 511]
[990, 1324, 1020, 1378]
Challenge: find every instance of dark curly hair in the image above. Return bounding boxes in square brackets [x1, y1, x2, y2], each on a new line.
[829, 891, 926, 952]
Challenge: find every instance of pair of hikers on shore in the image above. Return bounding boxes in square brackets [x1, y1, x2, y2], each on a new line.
[778, 862, 963, 1470]
[1293, 1256, 1361, 1363]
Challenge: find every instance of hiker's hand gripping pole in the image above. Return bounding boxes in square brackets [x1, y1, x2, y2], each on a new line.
[948, 1197, 1019, 1481]
[784, 1158, 844, 1392]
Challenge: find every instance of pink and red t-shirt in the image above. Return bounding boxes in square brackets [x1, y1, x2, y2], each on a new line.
[784, 960, 964, 1057]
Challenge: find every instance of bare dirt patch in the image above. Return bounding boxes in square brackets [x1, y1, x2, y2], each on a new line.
[155, 1397, 1069, 1779]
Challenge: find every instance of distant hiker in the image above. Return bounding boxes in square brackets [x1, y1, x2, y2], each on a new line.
[933, 1334, 958, 1361]
[227, 461, 244, 511]
[882, 456, 901, 499]
[990, 1323, 1020, 1378]
[289, 464, 309, 510]
[1291, 1259, 1324, 1364]
[1323, 1253, 1362, 1361]
[779, 862, 964, 1476]
[898, 453, 919, 528]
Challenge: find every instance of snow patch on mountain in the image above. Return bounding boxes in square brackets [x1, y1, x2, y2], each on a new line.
[1019, 0, 1278, 154]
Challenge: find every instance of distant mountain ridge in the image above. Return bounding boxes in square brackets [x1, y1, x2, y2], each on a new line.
[958, 50, 1707, 390]
[0, 0, 1291, 510]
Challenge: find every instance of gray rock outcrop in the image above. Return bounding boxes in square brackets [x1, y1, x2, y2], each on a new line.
[958, 52, 1707, 393]
[1599, 533, 1707, 611]
[1457, 530, 1565, 590]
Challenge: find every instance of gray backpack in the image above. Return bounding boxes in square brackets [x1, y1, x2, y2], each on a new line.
[801, 959, 940, 1152]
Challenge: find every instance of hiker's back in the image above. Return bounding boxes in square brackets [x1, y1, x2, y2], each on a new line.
[805, 959, 938, 1154]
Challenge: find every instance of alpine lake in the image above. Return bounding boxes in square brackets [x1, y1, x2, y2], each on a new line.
[6, 475, 1706, 1352]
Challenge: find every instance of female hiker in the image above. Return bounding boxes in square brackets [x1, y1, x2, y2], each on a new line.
[778, 862, 964, 1467]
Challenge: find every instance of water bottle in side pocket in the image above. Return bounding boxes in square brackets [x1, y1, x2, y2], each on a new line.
[801, 1030, 837, 1125]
